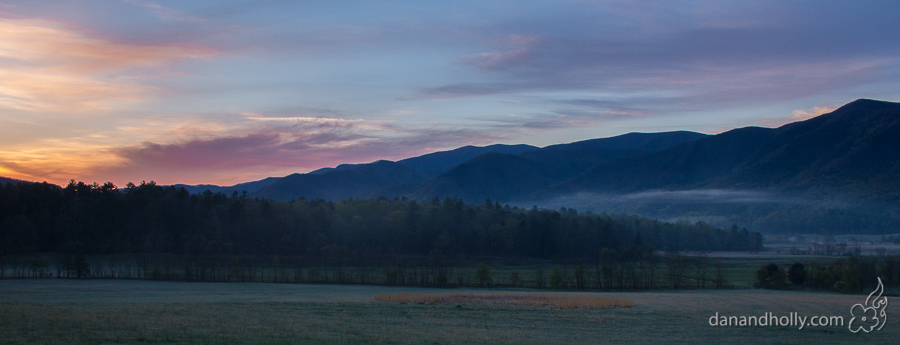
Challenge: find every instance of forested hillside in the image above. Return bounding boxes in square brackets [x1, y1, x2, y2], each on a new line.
[556, 99, 900, 200]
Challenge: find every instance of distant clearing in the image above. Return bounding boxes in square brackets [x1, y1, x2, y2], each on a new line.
[375, 292, 634, 309]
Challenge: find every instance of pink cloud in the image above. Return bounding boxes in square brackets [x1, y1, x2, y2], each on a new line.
[0, 99, 506, 186]
[0, 18, 213, 113]
[791, 105, 836, 121]
[116, 133, 289, 170]
[89, 120, 503, 185]
[745, 104, 839, 129]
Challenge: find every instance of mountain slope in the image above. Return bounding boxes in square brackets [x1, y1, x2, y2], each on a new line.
[407, 131, 708, 202]
[175, 144, 538, 196]
[254, 160, 430, 201]
[554, 99, 900, 200]
[409, 153, 558, 202]
[397, 144, 538, 176]
[553, 126, 776, 192]
[176, 177, 281, 195]
[540, 131, 707, 151]
[731, 99, 900, 195]
[170, 99, 900, 206]
[522, 131, 709, 180]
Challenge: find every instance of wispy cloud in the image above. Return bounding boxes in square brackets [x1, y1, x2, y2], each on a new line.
[464, 34, 542, 71]
[418, 1, 900, 121]
[101, 120, 504, 185]
[0, 18, 211, 113]
[417, 83, 516, 99]
[0, 106, 504, 185]
[123, 0, 202, 22]
[240, 112, 392, 125]
[3, 1, 900, 187]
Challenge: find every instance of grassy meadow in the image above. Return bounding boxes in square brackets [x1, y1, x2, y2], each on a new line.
[1, 279, 895, 344]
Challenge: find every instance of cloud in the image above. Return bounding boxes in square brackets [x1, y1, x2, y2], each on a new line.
[750, 103, 840, 128]
[124, 0, 202, 22]
[0, 139, 130, 184]
[621, 189, 792, 204]
[549, 98, 656, 122]
[476, 113, 604, 131]
[0, 87, 509, 186]
[107, 117, 384, 175]
[464, 35, 542, 71]
[530, 189, 807, 213]
[791, 106, 836, 121]
[465, 49, 531, 71]
[417, 1, 900, 120]
[43, 110, 502, 185]
[5, 1, 900, 188]
[0, 18, 211, 113]
[240, 113, 392, 126]
[424, 41, 898, 126]
[417, 83, 515, 99]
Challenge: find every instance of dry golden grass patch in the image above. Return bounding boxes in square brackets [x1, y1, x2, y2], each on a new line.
[375, 292, 635, 309]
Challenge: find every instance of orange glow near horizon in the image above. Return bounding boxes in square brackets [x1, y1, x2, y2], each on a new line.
[0, 18, 218, 186]
[0, 140, 127, 185]
[3, 3, 898, 188]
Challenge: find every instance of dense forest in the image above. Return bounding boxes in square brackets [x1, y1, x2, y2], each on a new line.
[0, 180, 762, 288]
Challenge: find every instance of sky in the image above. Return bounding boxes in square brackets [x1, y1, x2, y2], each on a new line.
[1, 0, 899, 186]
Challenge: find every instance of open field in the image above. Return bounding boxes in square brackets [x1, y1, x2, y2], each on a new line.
[0, 279, 896, 344]
[374, 292, 635, 309]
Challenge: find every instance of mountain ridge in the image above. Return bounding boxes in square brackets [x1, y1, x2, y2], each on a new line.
[403, 131, 708, 202]
[546, 99, 900, 201]
[6, 98, 897, 207]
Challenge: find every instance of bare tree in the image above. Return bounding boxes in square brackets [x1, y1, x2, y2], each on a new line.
[713, 260, 728, 288]
[693, 255, 711, 288]
[667, 255, 690, 289]
[836, 242, 848, 255]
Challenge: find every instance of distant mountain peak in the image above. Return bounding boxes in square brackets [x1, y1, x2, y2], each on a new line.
[835, 98, 900, 112]
[171, 99, 900, 206]
[849, 98, 896, 105]
[552, 98, 900, 200]
[397, 143, 539, 174]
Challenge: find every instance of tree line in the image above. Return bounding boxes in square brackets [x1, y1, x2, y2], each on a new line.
[0, 180, 762, 289]
[756, 254, 900, 293]
[3, 251, 731, 291]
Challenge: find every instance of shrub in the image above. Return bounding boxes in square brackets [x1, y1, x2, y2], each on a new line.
[841, 265, 861, 293]
[508, 271, 522, 287]
[476, 263, 491, 286]
[549, 266, 563, 288]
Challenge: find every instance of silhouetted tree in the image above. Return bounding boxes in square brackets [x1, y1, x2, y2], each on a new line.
[788, 262, 806, 286]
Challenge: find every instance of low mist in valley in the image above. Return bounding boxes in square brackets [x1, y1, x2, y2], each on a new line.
[522, 189, 900, 236]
